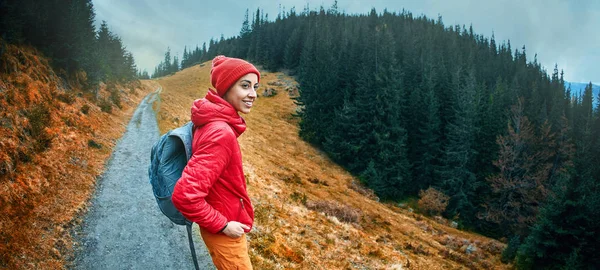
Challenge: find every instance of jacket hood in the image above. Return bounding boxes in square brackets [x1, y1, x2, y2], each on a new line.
[191, 89, 246, 136]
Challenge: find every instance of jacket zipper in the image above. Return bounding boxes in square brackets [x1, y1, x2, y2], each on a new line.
[238, 198, 244, 219]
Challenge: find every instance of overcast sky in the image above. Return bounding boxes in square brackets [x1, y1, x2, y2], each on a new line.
[93, 0, 599, 84]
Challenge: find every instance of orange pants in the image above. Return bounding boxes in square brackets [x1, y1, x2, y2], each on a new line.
[200, 227, 253, 270]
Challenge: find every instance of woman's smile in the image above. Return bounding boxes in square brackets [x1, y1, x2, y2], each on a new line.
[223, 73, 259, 114]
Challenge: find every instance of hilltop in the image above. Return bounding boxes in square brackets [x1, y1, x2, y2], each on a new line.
[152, 63, 508, 269]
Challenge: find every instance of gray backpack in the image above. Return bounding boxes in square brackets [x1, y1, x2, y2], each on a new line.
[148, 121, 200, 270]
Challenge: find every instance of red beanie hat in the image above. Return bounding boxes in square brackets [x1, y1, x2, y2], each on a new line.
[210, 55, 260, 96]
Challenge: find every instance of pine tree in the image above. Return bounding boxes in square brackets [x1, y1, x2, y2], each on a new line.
[409, 67, 441, 193]
[172, 55, 179, 74]
[283, 27, 303, 70]
[240, 9, 251, 38]
[64, 0, 98, 87]
[163, 47, 171, 74]
[123, 51, 136, 81]
[96, 21, 113, 81]
[246, 8, 261, 61]
[297, 13, 340, 146]
[474, 78, 510, 183]
[368, 25, 411, 199]
[325, 80, 377, 174]
[516, 170, 599, 269]
[181, 46, 189, 69]
[437, 68, 478, 224]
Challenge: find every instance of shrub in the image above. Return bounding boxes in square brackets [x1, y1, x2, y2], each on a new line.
[88, 139, 102, 149]
[308, 178, 329, 186]
[110, 88, 122, 109]
[262, 88, 277, 97]
[404, 242, 430, 255]
[290, 191, 307, 205]
[56, 92, 75, 104]
[98, 98, 112, 113]
[253, 201, 275, 224]
[280, 173, 302, 184]
[418, 187, 449, 216]
[480, 240, 505, 255]
[349, 180, 378, 201]
[25, 103, 53, 152]
[62, 115, 76, 127]
[306, 200, 360, 223]
[81, 104, 90, 114]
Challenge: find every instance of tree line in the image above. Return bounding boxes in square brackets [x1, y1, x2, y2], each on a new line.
[151, 42, 211, 78]
[0, 0, 138, 89]
[159, 4, 599, 268]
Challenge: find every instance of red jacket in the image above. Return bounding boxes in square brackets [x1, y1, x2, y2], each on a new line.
[172, 90, 254, 234]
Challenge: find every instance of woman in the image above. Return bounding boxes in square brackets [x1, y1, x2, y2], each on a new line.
[172, 55, 259, 269]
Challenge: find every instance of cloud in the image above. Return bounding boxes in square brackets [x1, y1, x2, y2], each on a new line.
[92, 0, 599, 83]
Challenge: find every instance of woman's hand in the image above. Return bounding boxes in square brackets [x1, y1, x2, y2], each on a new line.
[222, 221, 250, 238]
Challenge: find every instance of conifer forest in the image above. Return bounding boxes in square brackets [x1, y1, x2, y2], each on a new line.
[0, 0, 139, 88]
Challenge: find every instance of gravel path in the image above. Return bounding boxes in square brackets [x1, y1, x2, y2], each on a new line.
[71, 88, 214, 270]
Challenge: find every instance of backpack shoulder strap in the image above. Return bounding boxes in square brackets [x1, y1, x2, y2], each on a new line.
[170, 121, 194, 160]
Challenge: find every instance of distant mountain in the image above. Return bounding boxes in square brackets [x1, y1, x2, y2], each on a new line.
[565, 81, 600, 107]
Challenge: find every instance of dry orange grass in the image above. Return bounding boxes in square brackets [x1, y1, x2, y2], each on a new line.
[0, 43, 154, 269]
[155, 62, 510, 269]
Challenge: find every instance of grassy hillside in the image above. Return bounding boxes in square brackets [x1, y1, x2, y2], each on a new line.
[0, 43, 154, 269]
[153, 63, 509, 269]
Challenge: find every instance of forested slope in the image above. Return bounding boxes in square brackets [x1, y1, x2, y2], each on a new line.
[158, 5, 600, 268]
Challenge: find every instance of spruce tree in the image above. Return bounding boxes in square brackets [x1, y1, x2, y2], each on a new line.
[181, 46, 189, 69]
[367, 25, 411, 199]
[97, 21, 113, 81]
[163, 47, 172, 74]
[172, 55, 179, 74]
[437, 68, 478, 223]
[409, 67, 441, 193]
[516, 171, 599, 269]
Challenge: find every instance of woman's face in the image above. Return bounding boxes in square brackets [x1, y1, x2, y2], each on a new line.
[223, 73, 259, 114]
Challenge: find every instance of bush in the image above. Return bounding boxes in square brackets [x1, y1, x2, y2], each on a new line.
[280, 173, 302, 184]
[25, 103, 53, 152]
[98, 98, 112, 113]
[81, 104, 90, 114]
[56, 92, 76, 104]
[349, 180, 378, 201]
[88, 139, 102, 149]
[110, 88, 121, 109]
[290, 191, 307, 205]
[308, 178, 329, 186]
[418, 187, 449, 216]
[306, 200, 360, 223]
